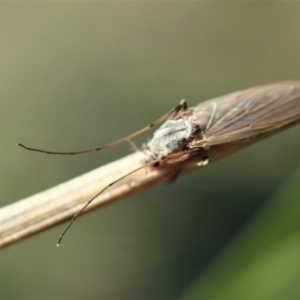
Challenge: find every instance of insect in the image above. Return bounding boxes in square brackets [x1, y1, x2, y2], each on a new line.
[18, 81, 300, 245]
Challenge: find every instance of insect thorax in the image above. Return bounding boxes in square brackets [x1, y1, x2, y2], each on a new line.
[145, 119, 195, 161]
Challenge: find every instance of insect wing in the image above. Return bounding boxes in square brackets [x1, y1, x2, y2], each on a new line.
[191, 82, 300, 147]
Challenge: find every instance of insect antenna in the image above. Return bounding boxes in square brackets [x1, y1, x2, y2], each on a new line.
[17, 100, 187, 155]
[56, 158, 160, 246]
[17, 100, 188, 245]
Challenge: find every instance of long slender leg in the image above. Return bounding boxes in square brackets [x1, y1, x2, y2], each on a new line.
[162, 148, 208, 164]
[157, 148, 210, 182]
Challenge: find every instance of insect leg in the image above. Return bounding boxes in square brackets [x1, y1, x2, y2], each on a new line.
[156, 148, 209, 182]
[163, 148, 210, 165]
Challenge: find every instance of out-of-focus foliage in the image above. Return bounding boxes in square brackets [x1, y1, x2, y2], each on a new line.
[182, 165, 300, 299]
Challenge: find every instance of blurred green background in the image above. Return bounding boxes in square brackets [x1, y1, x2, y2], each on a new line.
[1, 2, 300, 299]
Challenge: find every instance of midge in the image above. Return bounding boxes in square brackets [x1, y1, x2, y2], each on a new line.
[18, 81, 300, 245]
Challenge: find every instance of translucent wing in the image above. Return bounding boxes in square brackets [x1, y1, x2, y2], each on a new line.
[190, 81, 300, 147]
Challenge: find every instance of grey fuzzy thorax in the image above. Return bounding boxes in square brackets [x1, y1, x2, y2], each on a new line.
[144, 119, 194, 161]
